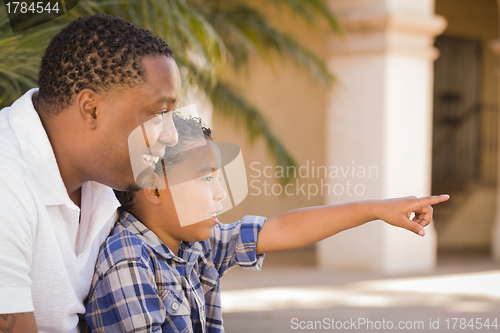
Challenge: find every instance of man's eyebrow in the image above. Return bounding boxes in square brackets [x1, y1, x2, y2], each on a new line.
[154, 96, 178, 104]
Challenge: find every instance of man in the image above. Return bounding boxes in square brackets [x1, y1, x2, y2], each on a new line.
[0, 14, 180, 332]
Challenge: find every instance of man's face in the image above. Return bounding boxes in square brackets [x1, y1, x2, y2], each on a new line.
[94, 56, 180, 191]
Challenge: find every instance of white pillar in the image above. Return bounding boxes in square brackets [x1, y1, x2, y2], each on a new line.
[490, 38, 500, 261]
[318, 0, 447, 274]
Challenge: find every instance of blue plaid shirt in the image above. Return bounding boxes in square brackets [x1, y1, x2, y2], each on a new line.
[85, 212, 266, 333]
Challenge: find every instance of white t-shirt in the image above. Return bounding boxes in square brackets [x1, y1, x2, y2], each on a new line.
[0, 89, 120, 332]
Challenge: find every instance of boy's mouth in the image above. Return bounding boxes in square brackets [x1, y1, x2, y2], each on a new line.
[211, 210, 222, 223]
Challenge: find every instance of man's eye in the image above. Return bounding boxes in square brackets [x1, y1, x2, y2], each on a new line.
[154, 110, 168, 120]
[202, 176, 213, 182]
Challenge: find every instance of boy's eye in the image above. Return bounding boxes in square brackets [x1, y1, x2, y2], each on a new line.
[202, 176, 213, 182]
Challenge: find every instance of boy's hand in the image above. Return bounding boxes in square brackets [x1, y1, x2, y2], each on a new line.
[375, 195, 450, 237]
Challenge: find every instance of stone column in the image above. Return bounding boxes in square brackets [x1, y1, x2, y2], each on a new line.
[318, 0, 447, 274]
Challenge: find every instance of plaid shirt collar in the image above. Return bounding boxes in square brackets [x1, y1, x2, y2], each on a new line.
[118, 211, 203, 264]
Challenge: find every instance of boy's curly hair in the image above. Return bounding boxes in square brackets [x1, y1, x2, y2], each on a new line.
[114, 114, 212, 215]
[37, 14, 173, 115]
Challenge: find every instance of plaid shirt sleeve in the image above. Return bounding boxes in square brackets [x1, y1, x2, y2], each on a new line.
[209, 215, 266, 278]
[85, 258, 192, 333]
[86, 260, 164, 333]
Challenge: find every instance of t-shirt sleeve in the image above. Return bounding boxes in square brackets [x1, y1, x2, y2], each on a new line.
[0, 181, 36, 313]
[209, 215, 266, 278]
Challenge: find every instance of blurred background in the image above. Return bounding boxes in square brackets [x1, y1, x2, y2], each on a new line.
[2, 0, 500, 331]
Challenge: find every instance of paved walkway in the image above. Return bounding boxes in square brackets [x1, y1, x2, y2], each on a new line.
[220, 248, 500, 333]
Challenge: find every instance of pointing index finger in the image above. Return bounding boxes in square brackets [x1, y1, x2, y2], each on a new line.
[417, 194, 450, 208]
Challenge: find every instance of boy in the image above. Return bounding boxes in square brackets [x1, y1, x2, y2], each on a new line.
[85, 116, 449, 332]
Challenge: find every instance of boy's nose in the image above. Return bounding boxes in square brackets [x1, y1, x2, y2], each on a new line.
[214, 181, 226, 202]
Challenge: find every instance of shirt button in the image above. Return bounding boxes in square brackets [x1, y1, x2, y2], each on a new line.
[172, 303, 179, 311]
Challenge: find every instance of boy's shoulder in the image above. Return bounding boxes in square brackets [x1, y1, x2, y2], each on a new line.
[94, 213, 155, 274]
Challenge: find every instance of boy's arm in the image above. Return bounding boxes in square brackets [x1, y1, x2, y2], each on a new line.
[256, 195, 449, 254]
[209, 216, 266, 277]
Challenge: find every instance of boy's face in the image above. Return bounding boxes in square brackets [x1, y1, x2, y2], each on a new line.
[151, 138, 226, 243]
[169, 167, 226, 227]
[165, 139, 226, 227]
[155, 167, 225, 243]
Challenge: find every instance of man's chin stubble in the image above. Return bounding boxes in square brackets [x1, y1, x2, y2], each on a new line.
[124, 182, 142, 192]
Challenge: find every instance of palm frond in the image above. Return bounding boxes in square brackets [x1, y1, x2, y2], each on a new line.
[211, 81, 297, 183]
[0, 0, 118, 107]
[104, 0, 226, 73]
[254, 0, 342, 33]
[200, 4, 334, 86]
[182, 61, 297, 183]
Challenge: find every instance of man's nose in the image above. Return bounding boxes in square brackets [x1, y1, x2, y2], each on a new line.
[159, 113, 178, 147]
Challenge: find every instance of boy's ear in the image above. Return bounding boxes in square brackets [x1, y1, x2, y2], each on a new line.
[142, 187, 162, 205]
[76, 88, 99, 130]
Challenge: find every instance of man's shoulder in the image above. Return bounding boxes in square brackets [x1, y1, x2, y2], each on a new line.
[0, 108, 28, 184]
[0, 120, 37, 215]
[0, 90, 42, 187]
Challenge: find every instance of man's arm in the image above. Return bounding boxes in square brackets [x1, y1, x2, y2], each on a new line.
[256, 195, 449, 254]
[0, 182, 38, 330]
[0, 313, 37, 333]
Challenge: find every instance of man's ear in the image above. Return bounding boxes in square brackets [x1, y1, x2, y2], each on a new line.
[142, 187, 162, 205]
[76, 88, 99, 129]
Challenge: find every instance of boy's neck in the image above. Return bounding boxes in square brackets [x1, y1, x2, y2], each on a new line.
[130, 208, 182, 256]
[163, 238, 181, 257]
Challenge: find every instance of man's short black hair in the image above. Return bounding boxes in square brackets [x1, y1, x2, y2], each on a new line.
[37, 14, 173, 115]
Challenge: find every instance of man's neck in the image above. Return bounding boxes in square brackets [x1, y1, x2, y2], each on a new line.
[35, 95, 85, 209]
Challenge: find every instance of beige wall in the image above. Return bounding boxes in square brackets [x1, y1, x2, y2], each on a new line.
[212, 11, 330, 223]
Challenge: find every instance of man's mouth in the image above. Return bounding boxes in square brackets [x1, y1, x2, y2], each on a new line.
[142, 153, 160, 168]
